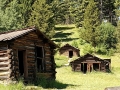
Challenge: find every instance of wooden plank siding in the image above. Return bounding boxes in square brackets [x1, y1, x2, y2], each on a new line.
[70, 54, 111, 73]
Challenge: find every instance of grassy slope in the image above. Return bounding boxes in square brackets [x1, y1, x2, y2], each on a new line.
[0, 25, 120, 90]
[54, 25, 120, 90]
[53, 24, 79, 45]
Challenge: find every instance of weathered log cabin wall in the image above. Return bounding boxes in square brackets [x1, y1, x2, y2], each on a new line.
[70, 54, 111, 73]
[0, 42, 12, 80]
[59, 44, 80, 58]
[0, 28, 57, 82]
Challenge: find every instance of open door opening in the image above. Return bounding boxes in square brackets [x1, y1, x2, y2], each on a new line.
[18, 50, 27, 78]
[81, 63, 87, 73]
[69, 51, 73, 58]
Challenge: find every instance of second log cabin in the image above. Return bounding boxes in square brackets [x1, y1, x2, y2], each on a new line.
[70, 54, 111, 73]
[59, 44, 80, 58]
[0, 27, 57, 83]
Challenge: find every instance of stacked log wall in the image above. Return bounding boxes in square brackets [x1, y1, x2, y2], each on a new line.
[0, 43, 12, 80]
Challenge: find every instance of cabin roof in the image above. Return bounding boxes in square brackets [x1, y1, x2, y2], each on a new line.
[0, 26, 57, 48]
[70, 53, 105, 63]
[60, 43, 80, 51]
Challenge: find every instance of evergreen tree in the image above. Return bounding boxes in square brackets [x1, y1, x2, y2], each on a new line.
[0, 0, 23, 31]
[98, 0, 116, 25]
[79, 0, 100, 47]
[74, 0, 89, 27]
[18, 0, 36, 26]
[28, 0, 55, 38]
[50, 0, 69, 24]
[114, 0, 120, 51]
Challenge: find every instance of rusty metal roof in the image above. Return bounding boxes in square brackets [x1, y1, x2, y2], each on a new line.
[0, 27, 57, 48]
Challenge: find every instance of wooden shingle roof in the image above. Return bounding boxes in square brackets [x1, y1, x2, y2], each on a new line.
[0, 27, 57, 48]
[60, 43, 80, 51]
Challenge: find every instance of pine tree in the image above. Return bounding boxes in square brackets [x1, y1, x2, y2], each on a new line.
[28, 0, 55, 38]
[114, 0, 120, 51]
[17, 0, 36, 26]
[98, 0, 116, 25]
[80, 0, 100, 47]
[0, 0, 23, 31]
[74, 0, 89, 27]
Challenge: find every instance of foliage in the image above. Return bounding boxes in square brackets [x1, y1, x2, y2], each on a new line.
[50, 0, 69, 24]
[0, 0, 23, 31]
[17, 0, 36, 26]
[74, 0, 89, 27]
[97, 22, 117, 49]
[71, 40, 78, 48]
[82, 43, 94, 54]
[28, 0, 55, 38]
[79, 0, 100, 47]
[114, 0, 120, 52]
[99, 0, 116, 25]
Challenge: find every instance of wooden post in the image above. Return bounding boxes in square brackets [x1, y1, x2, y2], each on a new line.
[109, 63, 111, 70]
[83, 63, 84, 72]
[99, 63, 101, 71]
[79, 64, 81, 71]
[87, 64, 90, 72]
[90, 63, 93, 72]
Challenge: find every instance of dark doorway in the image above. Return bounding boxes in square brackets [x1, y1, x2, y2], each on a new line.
[36, 46, 44, 72]
[93, 63, 99, 71]
[18, 50, 27, 78]
[81, 63, 87, 73]
[69, 51, 73, 58]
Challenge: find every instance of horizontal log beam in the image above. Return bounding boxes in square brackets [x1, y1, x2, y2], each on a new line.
[0, 65, 10, 71]
[0, 76, 10, 79]
[0, 60, 11, 65]
[0, 70, 11, 75]
[0, 57, 9, 60]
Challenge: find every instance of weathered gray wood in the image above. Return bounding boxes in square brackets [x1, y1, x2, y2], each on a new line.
[0, 65, 10, 70]
[0, 57, 9, 61]
[0, 71, 11, 75]
[0, 76, 10, 79]
[105, 86, 120, 90]
[0, 60, 10, 65]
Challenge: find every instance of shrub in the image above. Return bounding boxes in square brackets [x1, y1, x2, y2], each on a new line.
[82, 44, 94, 54]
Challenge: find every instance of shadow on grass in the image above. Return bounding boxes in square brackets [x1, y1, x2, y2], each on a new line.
[53, 32, 73, 38]
[53, 38, 79, 42]
[34, 78, 79, 89]
[55, 26, 75, 31]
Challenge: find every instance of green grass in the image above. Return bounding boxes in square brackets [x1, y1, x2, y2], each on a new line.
[55, 53, 120, 90]
[53, 24, 79, 46]
[0, 24, 120, 90]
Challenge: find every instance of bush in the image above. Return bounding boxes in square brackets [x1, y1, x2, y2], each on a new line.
[71, 40, 78, 48]
[95, 44, 116, 56]
[95, 44, 107, 55]
[82, 44, 94, 54]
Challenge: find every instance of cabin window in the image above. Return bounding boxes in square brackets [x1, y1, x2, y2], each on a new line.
[93, 63, 99, 71]
[36, 46, 44, 72]
[69, 50, 73, 58]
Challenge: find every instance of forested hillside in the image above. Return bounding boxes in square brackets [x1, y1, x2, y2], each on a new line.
[0, 0, 119, 54]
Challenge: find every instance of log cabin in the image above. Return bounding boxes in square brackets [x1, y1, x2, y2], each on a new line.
[70, 54, 111, 73]
[0, 26, 57, 83]
[59, 44, 80, 58]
